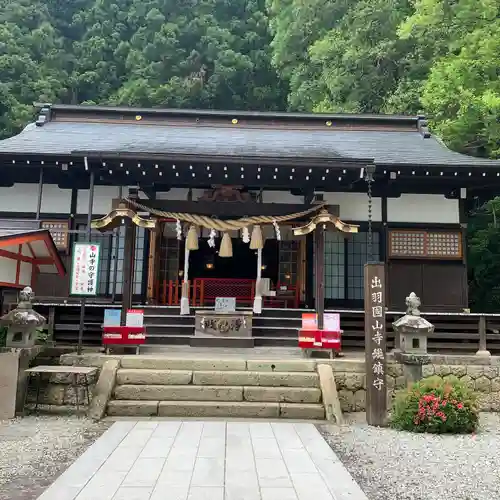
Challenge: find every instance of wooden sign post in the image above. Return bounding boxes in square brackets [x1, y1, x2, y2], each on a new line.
[364, 262, 388, 426]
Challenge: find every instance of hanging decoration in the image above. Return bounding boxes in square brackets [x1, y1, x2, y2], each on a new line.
[186, 225, 199, 251]
[219, 232, 233, 258]
[125, 198, 325, 231]
[250, 225, 263, 250]
[273, 220, 281, 241]
[242, 227, 250, 243]
[175, 219, 182, 240]
[208, 229, 217, 248]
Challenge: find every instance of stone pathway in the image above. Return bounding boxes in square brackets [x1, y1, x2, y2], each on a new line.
[37, 420, 368, 500]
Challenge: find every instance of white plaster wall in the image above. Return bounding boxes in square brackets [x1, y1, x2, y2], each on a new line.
[19, 261, 32, 286]
[261, 191, 304, 204]
[323, 192, 382, 222]
[77, 186, 126, 215]
[0, 258, 17, 284]
[387, 194, 459, 224]
[0, 184, 71, 213]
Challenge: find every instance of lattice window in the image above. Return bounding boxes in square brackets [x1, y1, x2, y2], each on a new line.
[389, 230, 462, 259]
[41, 220, 70, 251]
[278, 240, 299, 285]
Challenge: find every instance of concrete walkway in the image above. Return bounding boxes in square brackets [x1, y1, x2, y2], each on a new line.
[37, 420, 368, 500]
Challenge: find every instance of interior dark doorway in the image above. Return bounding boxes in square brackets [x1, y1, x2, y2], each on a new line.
[184, 238, 279, 283]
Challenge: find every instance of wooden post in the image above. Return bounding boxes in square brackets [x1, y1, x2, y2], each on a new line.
[146, 229, 157, 303]
[77, 169, 94, 355]
[120, 220, 136, 325]
[476, 315, 491, 357]
[314, 224, 325, 330]
[364, 262, 388, 427]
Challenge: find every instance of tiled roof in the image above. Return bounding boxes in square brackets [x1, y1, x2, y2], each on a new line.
[0, 117, 498, 167]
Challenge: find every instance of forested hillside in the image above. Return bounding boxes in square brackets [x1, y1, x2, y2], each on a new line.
[0, 0, 498, 159]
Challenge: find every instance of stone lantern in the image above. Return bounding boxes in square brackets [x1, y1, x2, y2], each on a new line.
[393, 292, 434, 382]
[0, 287, 46, 348]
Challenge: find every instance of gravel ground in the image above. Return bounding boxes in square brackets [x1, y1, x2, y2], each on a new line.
[319, 412, 500, 500]
[0, 412, 110, 500]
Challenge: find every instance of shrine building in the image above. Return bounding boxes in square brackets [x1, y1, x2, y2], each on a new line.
[0, 103, 499, 347]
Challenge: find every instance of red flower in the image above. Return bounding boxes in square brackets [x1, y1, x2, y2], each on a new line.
[457, 403, 464, 410]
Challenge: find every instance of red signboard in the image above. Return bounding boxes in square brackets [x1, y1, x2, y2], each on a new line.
[298, 313, 342, 351]
[102, 326, 146, 345]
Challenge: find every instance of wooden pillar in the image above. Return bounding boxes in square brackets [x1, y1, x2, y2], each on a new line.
[364, 262, 388, 426]
[146, 227, 158, 303]
[121, 220, 136, 325]
[77, 168, 95, 355]
[314, 224, 325, 330]
[305, 232, 314, 308]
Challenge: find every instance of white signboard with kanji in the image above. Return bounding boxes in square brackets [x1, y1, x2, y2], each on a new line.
[70, 243, 101, 296]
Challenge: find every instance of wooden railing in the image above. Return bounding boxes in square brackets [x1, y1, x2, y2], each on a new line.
[32, 297, 500, 354]
[153, 279, 300, 308]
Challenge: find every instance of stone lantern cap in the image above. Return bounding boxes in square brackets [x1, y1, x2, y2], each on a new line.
[0, 287, 45, 328]
[392, 292, 434, 335]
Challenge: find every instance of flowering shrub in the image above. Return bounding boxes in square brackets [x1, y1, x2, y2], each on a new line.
[391, 375, 478, 434]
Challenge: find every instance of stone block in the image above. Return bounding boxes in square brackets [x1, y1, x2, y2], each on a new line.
[107, 400, 159, 416]
[467, 365, 484, 379]
[328, 360, 365, 373]
[395, 376, 407, 389]
[120, 357, 246, 371]
[449, 365, 467, 378]
[342, 373, 365, 391]
[422, 365, 435, 378]
[88, 359, 119, 421]
[387, 363, 403, 378]
[245, 360, 316, 372]
[475, 376, 491, 393]
[434, 365, 451, 377]
[116, 369, 192, 385]
[192, 371, 319, 388]
[484, 366, 499, 379]
[115, 384, 243, 402]
[279, 403, 325, 420]
[157, 401, 279, 418]
[460, 375, 475, 390]
[491, 377, 500, 392]
[0, 352, 20, 419]
[386, 377, 395, 390]
[243, 386, 321, 403]
[337, 390, 355, 412]
[316, 364, 343, 424]
[354, 390, 366, 411]
[60, 353, 115, 368]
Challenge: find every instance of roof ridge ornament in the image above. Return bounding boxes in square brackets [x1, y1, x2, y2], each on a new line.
[417, 118, 431, 139]
[35, 105, 52, 127]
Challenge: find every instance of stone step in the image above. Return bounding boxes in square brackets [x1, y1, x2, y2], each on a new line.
[192, 370, 319, 388]
[118, 357, 316, 372]
[107, 400, 325, 419]
[113, 384, 322, 403]
[116, 369, 193, 385]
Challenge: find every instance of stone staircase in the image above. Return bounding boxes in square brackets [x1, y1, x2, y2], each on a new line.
[143, 306, 302, 347]
[106, 357, 326, 419]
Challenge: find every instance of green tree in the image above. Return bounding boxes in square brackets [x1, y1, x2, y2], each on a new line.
[309, 0, 413, 113]
[468, 198, 500, 311]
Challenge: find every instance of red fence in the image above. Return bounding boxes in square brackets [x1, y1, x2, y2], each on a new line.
[154, 278, 300, 308]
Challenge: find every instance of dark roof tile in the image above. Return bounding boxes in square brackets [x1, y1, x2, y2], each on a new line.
[0, 120, 498, 167]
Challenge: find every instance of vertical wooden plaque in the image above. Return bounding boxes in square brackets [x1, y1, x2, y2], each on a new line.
[364, 262, 388, 426]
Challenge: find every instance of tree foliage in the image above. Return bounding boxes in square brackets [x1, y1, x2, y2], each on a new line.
[0, 0, 286, 139]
